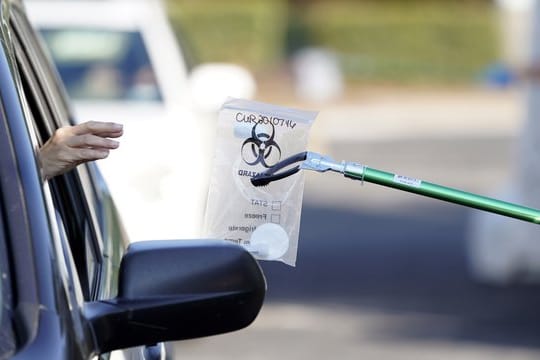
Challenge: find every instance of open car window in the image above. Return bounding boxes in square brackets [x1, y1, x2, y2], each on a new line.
[10, 12, 104, 301]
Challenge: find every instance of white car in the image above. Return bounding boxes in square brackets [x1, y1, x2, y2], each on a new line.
[25, 0, 256, 242]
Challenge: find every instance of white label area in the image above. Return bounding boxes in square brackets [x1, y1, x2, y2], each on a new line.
[393, 174, 422, 188]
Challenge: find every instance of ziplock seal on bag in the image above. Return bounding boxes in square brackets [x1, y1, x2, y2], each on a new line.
[203, 98, 317, 266]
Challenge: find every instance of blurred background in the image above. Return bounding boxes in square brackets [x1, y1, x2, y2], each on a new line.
[26, 0, 540, 358]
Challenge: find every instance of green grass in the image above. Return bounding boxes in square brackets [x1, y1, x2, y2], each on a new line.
[304, 1, 498, 83]
[166, 0, 288, 69]
[166, 0, 498, 84]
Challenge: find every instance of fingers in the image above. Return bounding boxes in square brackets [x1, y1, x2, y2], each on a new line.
[61, 121, 123, 149]
[58, 143, 111, 162]
[71, 121, 124, 137]
[65, 133, 120, 149]
[74, 147, 111, 161]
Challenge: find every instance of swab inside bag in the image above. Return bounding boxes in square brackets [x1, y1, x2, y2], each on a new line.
[203, 98, 317, 266]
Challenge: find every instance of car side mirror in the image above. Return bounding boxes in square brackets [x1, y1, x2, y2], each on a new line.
[188, 63, 257, 113]
[84, 240, 266, 354]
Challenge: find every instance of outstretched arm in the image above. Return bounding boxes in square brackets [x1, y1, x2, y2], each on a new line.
[38, 121, 123, 180]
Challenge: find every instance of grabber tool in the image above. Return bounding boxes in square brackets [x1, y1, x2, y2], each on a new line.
[251, 151, 540, 225]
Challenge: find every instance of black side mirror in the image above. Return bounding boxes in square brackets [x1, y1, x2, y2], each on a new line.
[84, 240, 266, 354]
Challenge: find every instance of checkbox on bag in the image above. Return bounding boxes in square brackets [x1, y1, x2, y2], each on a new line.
[272, 201, 281, 211]
[271, 214, 281, 224]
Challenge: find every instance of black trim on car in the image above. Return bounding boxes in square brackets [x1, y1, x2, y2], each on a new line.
[0, 75, 17, 360]
[0, 30, 40, 349]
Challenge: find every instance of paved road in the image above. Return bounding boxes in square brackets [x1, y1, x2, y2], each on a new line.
[170, 89, 540, 359]
[174, 134, 540, 359]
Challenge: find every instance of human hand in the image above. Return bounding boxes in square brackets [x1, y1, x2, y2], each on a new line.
[38, 121, 123, 180]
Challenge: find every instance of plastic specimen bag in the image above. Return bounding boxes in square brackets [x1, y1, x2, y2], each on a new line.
[203, 98, 317, 266]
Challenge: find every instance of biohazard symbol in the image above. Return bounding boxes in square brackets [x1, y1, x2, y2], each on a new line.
[241, 122, 281, 168]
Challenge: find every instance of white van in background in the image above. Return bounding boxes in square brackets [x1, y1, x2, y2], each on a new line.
[25, 0, 256, 242]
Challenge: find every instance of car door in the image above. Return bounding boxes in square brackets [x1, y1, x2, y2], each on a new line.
[10, 6, 109, 302]
[7, 4, 148, 359]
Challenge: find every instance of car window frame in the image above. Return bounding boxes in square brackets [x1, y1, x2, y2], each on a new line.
[0, 98, 17, 360]
[0, 9, 43, 350]
[10, 8, 106, 301]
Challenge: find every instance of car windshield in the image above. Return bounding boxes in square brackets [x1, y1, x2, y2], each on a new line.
[40, 28, 163, 102]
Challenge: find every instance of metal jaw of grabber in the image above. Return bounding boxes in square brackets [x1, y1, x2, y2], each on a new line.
[251, 151, 540, 225]
[250, 151, 362, 186]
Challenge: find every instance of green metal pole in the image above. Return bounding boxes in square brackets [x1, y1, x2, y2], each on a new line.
[343, 164, 540, 225]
